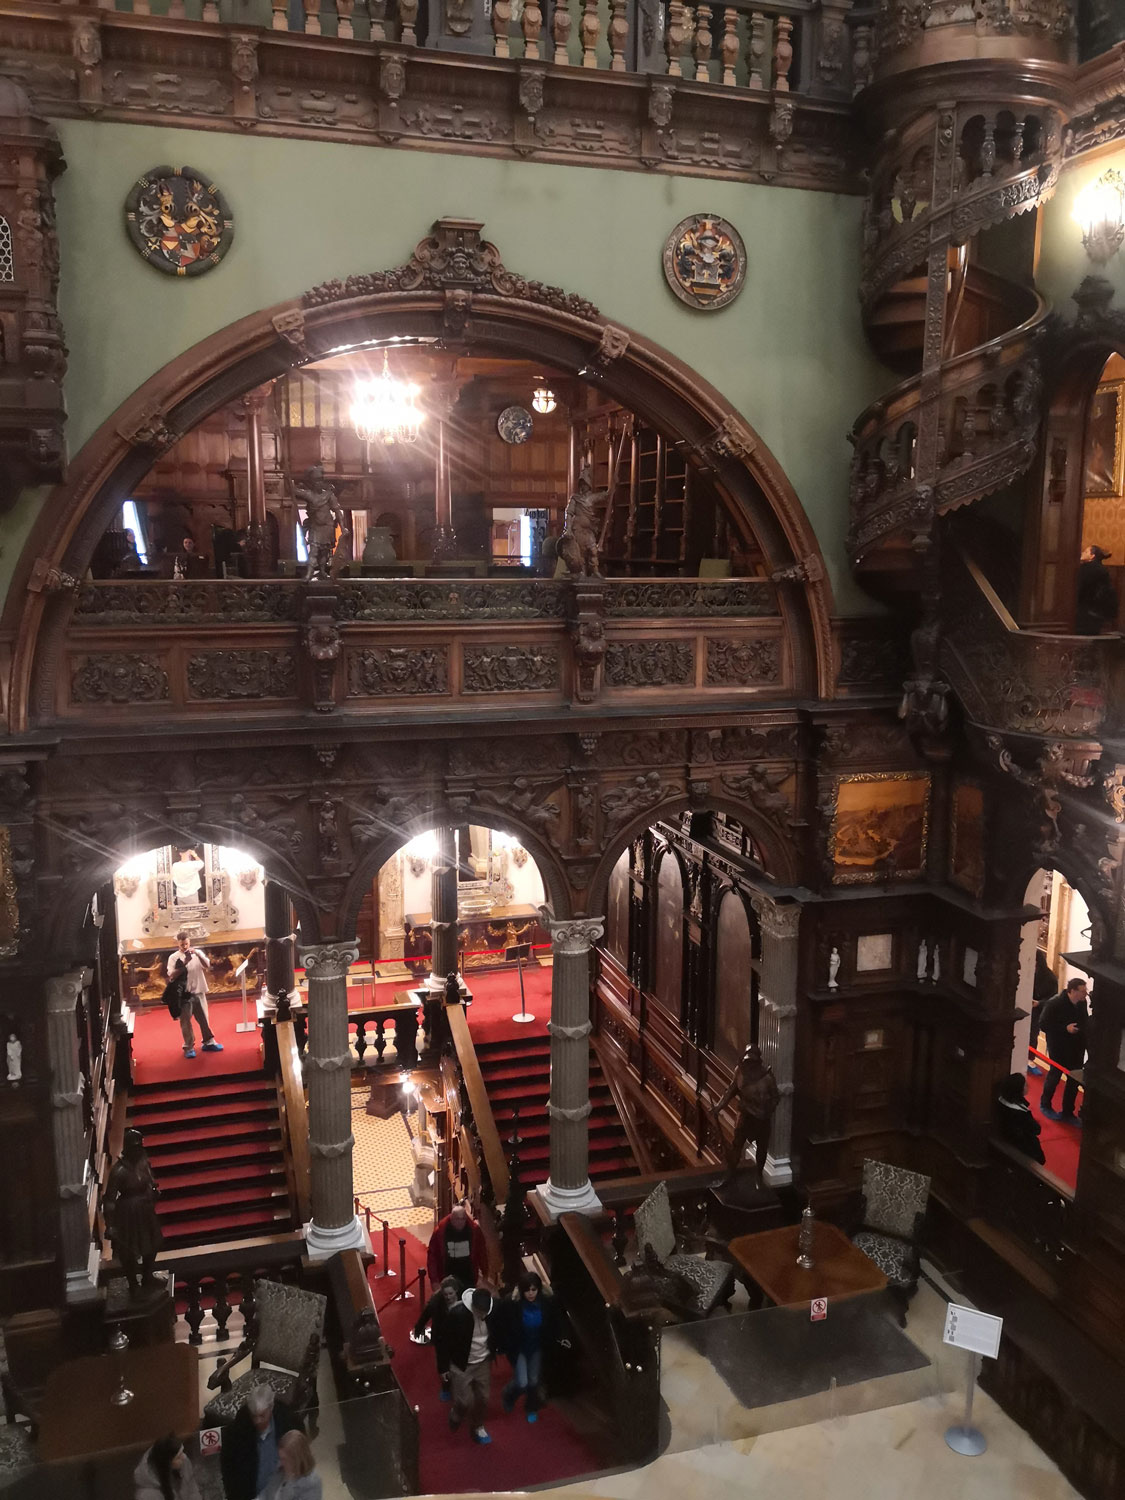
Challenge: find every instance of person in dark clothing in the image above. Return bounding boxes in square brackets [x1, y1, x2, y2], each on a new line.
[411, 1275, 460, 1401]
[996, 1073, 1046, 1165]
[219, 1386, 303, 1500]
[1039, 977, 1089, 1123]
[1076, 544, 1118, 635]
[425, 1202, 487, 1293]
[446, 1288, 498, 1445]
[494, 1271, 568, 1422]
[1029, 950, 1058, 1077]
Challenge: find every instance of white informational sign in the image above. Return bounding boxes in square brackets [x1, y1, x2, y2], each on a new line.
[198, 1427, 223, 1458]
[810, 1297, 827, 1322]
[942, 1302, 1002, 1360]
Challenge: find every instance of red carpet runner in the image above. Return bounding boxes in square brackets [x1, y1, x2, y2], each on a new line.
[1024, 1067, 1080, 1189]
[132, 998, 264, 1085]
[371, 1238, 603, 1494]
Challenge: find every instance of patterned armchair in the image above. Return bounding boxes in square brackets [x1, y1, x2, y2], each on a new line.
[203, 1279, 326, 1426]
[0, 1424, 35, 1492]
[851, 1159, 930, 1323]
[632, 1180, 735, 1319]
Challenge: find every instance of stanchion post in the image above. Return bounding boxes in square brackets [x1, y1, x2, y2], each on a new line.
[397, 1237, 414, 1300]
[376, 1218, 395, 1278]
[417, 1267, 427, 1306]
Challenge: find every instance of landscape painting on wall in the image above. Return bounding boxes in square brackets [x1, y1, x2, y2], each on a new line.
[949, 780, 986, 898]
[830, 772, 930, 884]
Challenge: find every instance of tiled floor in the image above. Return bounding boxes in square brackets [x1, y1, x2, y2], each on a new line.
[351, 1088, 432, 1230]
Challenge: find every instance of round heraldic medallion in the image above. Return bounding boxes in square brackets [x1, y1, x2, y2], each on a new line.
[663, 214, 746, 311]
[125, 165, 234, 277]
[497, 405, 534, 445]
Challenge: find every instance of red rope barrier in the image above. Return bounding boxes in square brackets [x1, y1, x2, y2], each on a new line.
[1028, 1045, 1084, 1089]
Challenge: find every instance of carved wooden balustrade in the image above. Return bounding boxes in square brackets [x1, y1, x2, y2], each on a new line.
[847, 289, 1047, 563]
[59, 575, 790, 720]
[2, 0, 874, 192]
[940, 549, 1121, 741]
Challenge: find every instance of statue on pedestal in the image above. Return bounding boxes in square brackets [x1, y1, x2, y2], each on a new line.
[711, 1043, 780, 1190]
[103, 1128, 164, 1298]
[557, 465, 605, 579]
[6, 1033, 21, 1085]
[294, 464, 349, 580]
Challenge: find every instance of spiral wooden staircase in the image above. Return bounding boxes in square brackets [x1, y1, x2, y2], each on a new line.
[848, 16, 1072, 596]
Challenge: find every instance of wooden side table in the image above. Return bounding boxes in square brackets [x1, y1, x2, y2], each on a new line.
[728, 1220, 887, 1309]
[37, 1342, 199, 1464]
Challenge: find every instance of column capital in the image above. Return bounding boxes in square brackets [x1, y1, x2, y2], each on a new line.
[539, 907, 605, 954]
[752, 896, 801, 942]
[300, 942, 358, 979]
[45, 970, 88, 1014]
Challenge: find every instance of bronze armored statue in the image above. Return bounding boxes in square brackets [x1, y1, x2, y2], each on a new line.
[103, 1128, 164, 1298]
[294, 463, 350, 580]
[711, 1043, 780, 1190]
[557, 464, 605, 579]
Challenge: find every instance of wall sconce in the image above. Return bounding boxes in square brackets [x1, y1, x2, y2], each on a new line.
[511, 846, 528, 868]
[114, 874, 140, 899]
[238, 868, 259, 891]
[1074, 168, 1125, 265]
[532, 384, 557, 415]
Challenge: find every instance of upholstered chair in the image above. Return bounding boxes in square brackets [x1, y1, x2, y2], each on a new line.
[631, 1180, 735, 1318]
[203, 1279, 327, 1425]
[851, 1158, 931, 1323]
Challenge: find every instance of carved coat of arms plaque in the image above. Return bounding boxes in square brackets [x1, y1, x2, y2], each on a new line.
[662, 214, 746, 310]
[125, 165, 234, 277]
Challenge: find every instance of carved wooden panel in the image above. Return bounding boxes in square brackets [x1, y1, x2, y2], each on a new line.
[714, 889, 753, 1067]
[653, 848, 684, 1021]
[461, 642, 561, 694]
[606, 847, 630, 968]
[186, 649, 298, 700]
[604, 639, 695, 688]
[345, 646, 450, 697]
[704, 636, 782, 686]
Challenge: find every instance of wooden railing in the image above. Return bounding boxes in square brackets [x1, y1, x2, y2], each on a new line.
[277, 1018, 311, 1223]
[447, 1001, 509, 1206]
[157, 1229, 308, 1343]
[978, 1139, 1076, 1277]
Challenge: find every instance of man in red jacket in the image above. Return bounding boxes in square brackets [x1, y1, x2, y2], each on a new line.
[426, 1201, 487, 1292]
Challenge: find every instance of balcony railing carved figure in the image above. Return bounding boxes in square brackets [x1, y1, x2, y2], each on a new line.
[847, 296, 1046, 562]
[940, 550, 1116, 740]
[0, 1, 869, 192]
[860, 95, 1066, 310]
[875, 0, 1074, 62]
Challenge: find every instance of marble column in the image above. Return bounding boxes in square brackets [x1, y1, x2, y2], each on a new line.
[751, 896, 800, 1187]
[537, 909, 605, 1220]
[300, 942, 367, 1258]
[425, 825, 459, 994]
[376, 853, 411, 977]
[264, 879, 296, 999]
[47, 968, 99, 1301]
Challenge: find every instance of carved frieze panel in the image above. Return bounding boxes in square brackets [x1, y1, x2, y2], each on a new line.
[447, 736, 569, 777]
[604, 640, 695, 688]
[836, 627, 909, 691]
[335, 578, 567, 622]
[70, 653, 169, 705]
[604, 580, 777, 617]
[346, 646, 450, 697]
[601, 771, 674, 840]
[593, 729, 688, 767]
[75, 581, 302, 624]
[691, 723, 799, 762]
[462, 643, 561, 694]
[186, 649, 297, 700]
[704, 637, 781, 686]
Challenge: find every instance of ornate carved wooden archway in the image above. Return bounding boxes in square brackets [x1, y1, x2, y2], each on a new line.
[8, 218, 836, 732]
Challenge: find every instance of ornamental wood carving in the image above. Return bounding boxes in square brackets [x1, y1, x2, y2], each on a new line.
[186, 649, 297, 700]
[705, 637, 781, 685]
[346, 647, 449, 697]
[70, 653, 169, 705]
[604, 640, 694, 687]
[462, 643, 561, 694]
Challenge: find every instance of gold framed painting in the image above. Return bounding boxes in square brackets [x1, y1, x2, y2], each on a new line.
[829, 772, 930, 885]
[1084, 380, 1124, 498]
[0, 827, 19, 957]
[949, 780, 985, 899]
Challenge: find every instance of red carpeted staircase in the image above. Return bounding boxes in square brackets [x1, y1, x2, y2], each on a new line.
[126, 1070, 296, 1250]
[475, 1033, 636, 1181]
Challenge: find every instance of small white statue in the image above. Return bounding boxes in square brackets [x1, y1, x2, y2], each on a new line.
[931, 943, 941, 984]
[827, 947, 841, 991]
[6, 1033, 21, 1086]
[917, 940, 929, 984]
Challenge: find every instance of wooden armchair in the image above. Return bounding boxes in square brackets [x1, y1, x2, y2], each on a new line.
[851, 1158, 931, 1324]
[202, 1279, 326, 1426]
[631, 1180, 735, 1318]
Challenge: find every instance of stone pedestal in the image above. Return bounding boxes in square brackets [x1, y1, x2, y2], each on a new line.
[425, 826, 459, 995]
[752, 897, 800, 1187]
[47, 969, 100, 1303]
[536, 910, 605, 1221]
[300, 942, 368, 1259]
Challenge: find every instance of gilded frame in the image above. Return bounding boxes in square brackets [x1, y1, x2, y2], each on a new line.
[828, 771, 931, 885]
[1084, 379, 1125, 498]
[0, 827, 19, 956]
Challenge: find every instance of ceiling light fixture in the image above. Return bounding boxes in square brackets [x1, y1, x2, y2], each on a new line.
[532, 384, 557, 415]
[351, 350, 424, 445]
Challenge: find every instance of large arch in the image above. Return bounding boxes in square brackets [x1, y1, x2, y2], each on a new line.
[8, 221, 837, 732]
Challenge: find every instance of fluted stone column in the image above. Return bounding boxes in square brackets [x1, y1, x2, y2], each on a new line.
[47, 969, 99, 1301]
[752, 897, 800, 1186]
[301, 942, 367, 1258]
[265, 879, 296, 999]
[377, 852, 411, 977]
[537, 910, 605, 1220]
[425, 825, 459, 994]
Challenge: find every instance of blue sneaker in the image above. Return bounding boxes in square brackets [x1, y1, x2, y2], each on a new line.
[472, 1428, 492, 1445]
[527, 1412, 538, 1424]
[439, 1390, 452, 1403]
[183, 1048, 197, 1059]
[202, 1040, 224, 1052]
[1040, 1106, 1062, 1119]
[1058, 1113, 1083, 1128]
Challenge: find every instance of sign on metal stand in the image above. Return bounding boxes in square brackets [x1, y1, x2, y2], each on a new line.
[234, 957, 257, 1033]
[941, 1302, 1003, 1456]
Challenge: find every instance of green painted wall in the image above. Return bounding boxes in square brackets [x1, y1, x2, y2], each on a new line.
[1038, 150, 1125, 319]
[5, 119, 889, 612]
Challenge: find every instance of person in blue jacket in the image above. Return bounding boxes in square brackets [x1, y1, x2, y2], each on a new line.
[495, 1271, 567, 1423]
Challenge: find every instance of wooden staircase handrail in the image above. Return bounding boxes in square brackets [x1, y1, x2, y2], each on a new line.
[447, 1002, 510, 1207]
[277, 1019, 311, 1224]
[557, 1211, 627, 1310]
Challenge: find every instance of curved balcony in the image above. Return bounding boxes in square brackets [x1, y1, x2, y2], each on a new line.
[847, 286, 1047, 565]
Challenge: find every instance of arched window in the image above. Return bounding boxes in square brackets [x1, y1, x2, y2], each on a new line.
[0, 216, 13, 282]
[653, 849, 684, 1019]
[605, 847, 631, 969]
[713, 891, 755, 1066]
